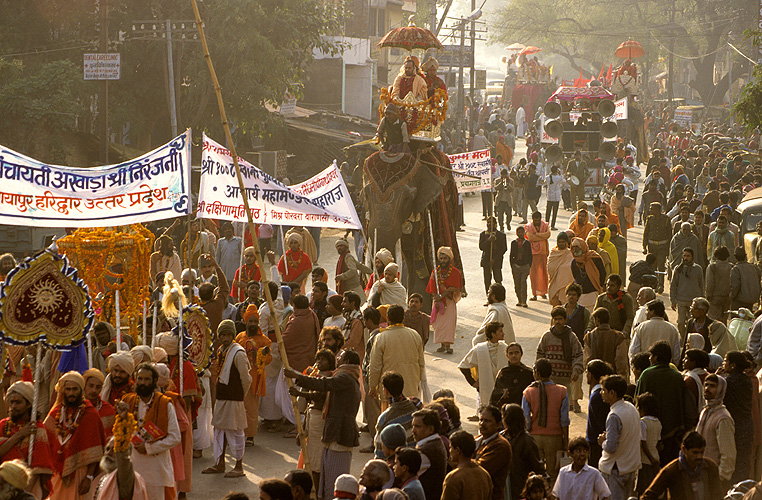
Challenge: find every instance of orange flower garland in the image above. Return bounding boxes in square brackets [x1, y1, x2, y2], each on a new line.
[57, 224, 154, 340]
[113, 411, 136, 453]
[378, 87, 448, 135]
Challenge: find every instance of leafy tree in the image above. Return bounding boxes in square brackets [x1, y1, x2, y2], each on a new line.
[733, 30, 762, 133]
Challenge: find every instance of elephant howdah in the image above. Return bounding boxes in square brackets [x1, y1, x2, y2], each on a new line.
[362, 147, 465, 311]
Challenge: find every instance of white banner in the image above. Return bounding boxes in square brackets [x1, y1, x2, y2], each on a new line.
[289, 163, 362, 229]
[0, 131, 191, 227]
[614, 97, 628, 120]
[674, 108, 693, 125]
[448, 149, 492, 193]
[539, 116, 559, 144]
[198, 135, 360, 229]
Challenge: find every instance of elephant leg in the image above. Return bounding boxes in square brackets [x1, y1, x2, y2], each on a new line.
[401, 223, 434, 314]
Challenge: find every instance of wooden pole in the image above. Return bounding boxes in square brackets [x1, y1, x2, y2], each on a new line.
[427, 210, 441, 296]
[177, 295, 184, 398]
[86, 330, 93, 369]
[28, 345, 42, 464]
[189, 0, 313, 476]
[142, 300, 148, 346]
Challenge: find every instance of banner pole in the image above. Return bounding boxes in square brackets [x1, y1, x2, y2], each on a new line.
[178, 295, 184, 398]
[189, 0, 313, 477]
[87, 330, 93, 369]
[142, 300, 148, 346]
[151, 303, 159, 349]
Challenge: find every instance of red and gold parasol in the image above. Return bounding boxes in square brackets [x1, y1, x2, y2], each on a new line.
[519, 46, 542, 56]
[377, 16, 443, 51]
[173, 304, 212, 374]
[615, 40, 645, 59]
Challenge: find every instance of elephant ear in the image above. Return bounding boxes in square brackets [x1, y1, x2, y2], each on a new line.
[412, 158, 445, 216]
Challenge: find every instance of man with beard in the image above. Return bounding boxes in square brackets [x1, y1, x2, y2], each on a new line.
[121, 363, 181, 500]
[149, 235, 182, 288]
[100, 351, 135, 407]
[95, 433, 149, 500]
[277, 233, 313, 293]
[427, 247, 463, 355]
[318, 326, 344, 355]
[83, 369, 115, 438]
[0, 382, 53, 498]
[44, 371, 106, 500]
[391, 56, 427, 101]
[235, 306, 273, 443]
[335, 238, 371, 298]
[365, 248, 395, 296]
[230, 247, 261, 303]
[203, 320, 252, 478]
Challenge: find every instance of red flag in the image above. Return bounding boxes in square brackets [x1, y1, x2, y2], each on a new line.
[606, 64, 613, 81]
[598, 64, 605, 81]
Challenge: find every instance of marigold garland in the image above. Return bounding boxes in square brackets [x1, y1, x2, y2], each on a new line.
[57, 224, 154, 340]
[113, 412, 136, 453]
[378, 87, 448, 135]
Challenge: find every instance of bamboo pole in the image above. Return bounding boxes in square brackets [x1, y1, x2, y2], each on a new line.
[151, 303, 158, 349]
[28, 345, 42, 463]
[115, 289, 121, 351]
[142, 300, 148, 346]
[178, 295, 184, 398]
[189, 0, 312, 477]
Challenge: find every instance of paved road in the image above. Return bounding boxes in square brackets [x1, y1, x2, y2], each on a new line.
[188, 142, 651, 498]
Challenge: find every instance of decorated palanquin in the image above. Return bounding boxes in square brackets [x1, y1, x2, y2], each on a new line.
[57, 224, 153, 342]
[379, 87, 448, 143]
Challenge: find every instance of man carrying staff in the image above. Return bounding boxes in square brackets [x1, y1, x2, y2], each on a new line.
[0, 381, 54, 498]
[202, 320, 252, 478]
[335, 238, 371, 298]
[235, 306, 273, 445]
[83, 368, 115, 438]
[121, 363, 182, 500]
[427, 247, 463, 355]
[100, 351, 135, 409]
[278, 232, 313, 293]
[44, 371, 106, 500]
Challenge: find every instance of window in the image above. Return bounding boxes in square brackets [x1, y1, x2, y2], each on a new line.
[369, 7, 385, 37]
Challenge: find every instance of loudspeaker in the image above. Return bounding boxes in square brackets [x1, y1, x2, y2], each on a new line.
[544, 101, 561, 119]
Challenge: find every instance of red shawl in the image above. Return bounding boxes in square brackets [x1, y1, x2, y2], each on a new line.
[169, 358, 201, 421]
[43, 401, 105, 477]
[0, 418, 54, 475]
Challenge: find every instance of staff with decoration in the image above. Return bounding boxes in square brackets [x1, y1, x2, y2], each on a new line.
[0, 250, 99, 497]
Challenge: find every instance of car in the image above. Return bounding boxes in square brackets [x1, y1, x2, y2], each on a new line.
[738, 187, 762, 263]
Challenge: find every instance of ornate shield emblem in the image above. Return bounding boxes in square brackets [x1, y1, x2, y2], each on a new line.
[0, 251, 93, 348]
[174, 305, 212, 374]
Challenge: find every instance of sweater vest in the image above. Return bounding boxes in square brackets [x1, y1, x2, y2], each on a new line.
[598, 399, 642, 475]
[524, 382, 566, 436]
[216, 354, 245, 401]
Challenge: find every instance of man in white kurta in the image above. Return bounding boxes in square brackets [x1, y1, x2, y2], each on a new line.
[124, 364, 181, 500]
[258, 288, 285, 422]
[472, 283, 515, 346]
[459, 322, 509, 409]
[202, 320, 252, 477]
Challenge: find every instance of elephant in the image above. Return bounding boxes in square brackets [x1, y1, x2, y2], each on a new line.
[362, 144, 464, 312]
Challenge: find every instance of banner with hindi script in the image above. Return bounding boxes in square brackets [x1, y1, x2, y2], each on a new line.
[198, 135, 361, 229]
[0, 131, 191, 227]
[289, 162, 362, 229]
[448, 149, 492, 193]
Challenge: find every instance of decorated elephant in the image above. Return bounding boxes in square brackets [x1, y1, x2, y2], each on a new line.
[362, 144, 463, 311]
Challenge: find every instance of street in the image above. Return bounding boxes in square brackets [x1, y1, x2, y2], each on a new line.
[188, 142, 651, 499]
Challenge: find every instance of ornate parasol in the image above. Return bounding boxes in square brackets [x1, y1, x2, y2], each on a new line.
[0, 250, 93, 349]
[519, 46, 542, 56]
[377, 16, 443, 51]
[173, 304, 212, 374]
[615, 40, 645, 59]
[505, 43, 525, 52]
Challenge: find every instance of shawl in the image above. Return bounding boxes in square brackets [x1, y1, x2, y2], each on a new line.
[552, 326, 574, 365]
[122, 392, 171, 440]
[0, 418, 53, 475]
[696, 375, 727, 436]
[524, 220, 550, 255]
[335, 250, 349, 295]
[570, 211, 594, 239]
[547, 246, 574, 305]
[571, 238, 604, 293]
[597, 228, 619, 275]
[43, 400, 105, 477]
[530, 380, 548, 428]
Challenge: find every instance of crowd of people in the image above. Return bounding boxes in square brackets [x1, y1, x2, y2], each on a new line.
[3, 106, 762, 500]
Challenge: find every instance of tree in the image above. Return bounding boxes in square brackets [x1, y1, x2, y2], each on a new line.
[0, 0, 346, 158]
[733, 31, 762, 133]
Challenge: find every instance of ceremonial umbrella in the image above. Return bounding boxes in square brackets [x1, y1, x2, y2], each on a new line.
[615, 40, 645, 59]
[377, 16, 443, 51]
[519, 46, 541, 56]
[505, 42, 525, 52]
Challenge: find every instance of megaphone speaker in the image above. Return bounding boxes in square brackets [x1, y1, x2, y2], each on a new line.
[600, 121, 618, 139]
[598, 99, 615, 118]
[543, 101, 562, 119]
[599, 142, 616, 160]
[546, 145, 562, 163]
[545, 119, 563, 139]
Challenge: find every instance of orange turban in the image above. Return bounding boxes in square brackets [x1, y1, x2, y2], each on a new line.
[244, 304, 259, 323]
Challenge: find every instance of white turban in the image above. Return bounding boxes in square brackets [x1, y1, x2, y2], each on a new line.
[5, 381, 33, 404]
[107, 351, 136, 376]
[156, 333, 179, 356]
[58, 371, 85, 392]
[130, 345, 154, 366]
[375, 248, 394, 267]
[384, 262, 399, 276]
[287, 232, 303, 247]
